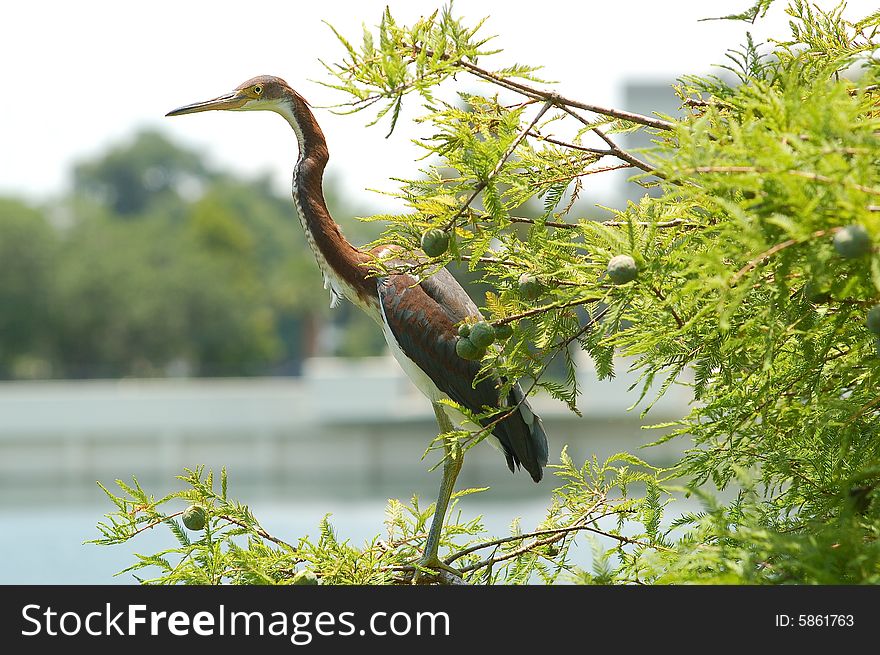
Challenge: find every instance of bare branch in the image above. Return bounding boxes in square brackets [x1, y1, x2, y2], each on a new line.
[549, 105, 659, 175]
[540, 162, 634, 186]
[128, 510, 183, 538]
[591, 126, 659, 175]
[452, 515, 666, 574]
[601, 218, 687, 228]
[445, 501, 609, 564]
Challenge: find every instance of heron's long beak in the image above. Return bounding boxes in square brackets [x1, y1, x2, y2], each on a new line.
[166, 91, 247, 117]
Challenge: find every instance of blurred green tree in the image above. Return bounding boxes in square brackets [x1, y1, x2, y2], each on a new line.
[49, 213, 281, 377]
[0, 129, 393, 378]
[72, 129, 212, 216]
[0, 198, 56, 378]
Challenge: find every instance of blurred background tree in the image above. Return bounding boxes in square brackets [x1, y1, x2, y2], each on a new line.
[0, 129, 389, 379]
[0, 198, 56, 378]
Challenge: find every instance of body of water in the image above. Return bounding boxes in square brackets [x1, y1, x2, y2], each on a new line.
[0, 361, 692, 584]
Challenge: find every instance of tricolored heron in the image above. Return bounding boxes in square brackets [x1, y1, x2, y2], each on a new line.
[167, 75, 548, 581]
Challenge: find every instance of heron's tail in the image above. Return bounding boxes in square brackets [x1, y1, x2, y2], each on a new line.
[493, 383, 549, 483]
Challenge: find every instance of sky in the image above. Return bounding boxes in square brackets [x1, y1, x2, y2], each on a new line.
[2, 0, 874, 210]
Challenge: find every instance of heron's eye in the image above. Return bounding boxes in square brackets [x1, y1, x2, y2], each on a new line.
[253, 85, 263, 95]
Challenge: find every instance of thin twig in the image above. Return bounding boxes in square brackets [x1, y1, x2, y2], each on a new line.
[485, 101, 554, 183]
[651, 286, 684, 328]
[730, 228, 836, 286]
[528, 131, 613, 157]
[445, 501, 608, 564]
[454, 58, 675, 131]
[493, 296, 601, 326]
[454, 519, 663, 574]
[128, 510, 184, 538]
[683, 97, 710, 108]
[456, 531, 569, 573]
[124, 509, 294, 551]
[601, 218, 686, 228]
[442, 99, 554, 231]
[217, 514, 296, 550]
[539, 163, 634, 185]
[455, 254, 504, 265]
[556, 106, 659, 175]
[592, 125, 659, 175]
[730, 237, 800, 285]
[508, 216, 579, 229]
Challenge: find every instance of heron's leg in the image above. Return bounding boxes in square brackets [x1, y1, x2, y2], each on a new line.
[414, 403, 464, 582]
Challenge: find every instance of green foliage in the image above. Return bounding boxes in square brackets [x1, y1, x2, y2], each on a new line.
[95, 2, 880, 583]
[93, 468, 304, 585]
[93, 454, 672, 585]
[319, 1, 879, 582]
[701, 0, 776, 24]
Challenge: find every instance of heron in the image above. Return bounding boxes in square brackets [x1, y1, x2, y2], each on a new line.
[167, 75, 548, 581]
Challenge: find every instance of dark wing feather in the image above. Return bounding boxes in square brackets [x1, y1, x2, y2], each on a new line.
[377, 268, 548, 482]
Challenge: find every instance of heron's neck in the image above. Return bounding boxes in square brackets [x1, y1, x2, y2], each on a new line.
[274, 92, 374, 307]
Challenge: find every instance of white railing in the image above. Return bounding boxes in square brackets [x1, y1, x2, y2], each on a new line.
[0, 356, 691, 503]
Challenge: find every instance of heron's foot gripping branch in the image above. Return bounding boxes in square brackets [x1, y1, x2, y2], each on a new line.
[412, 555, 466, 586]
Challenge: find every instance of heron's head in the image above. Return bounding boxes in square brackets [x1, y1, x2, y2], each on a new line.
[166, 75, 291, 116]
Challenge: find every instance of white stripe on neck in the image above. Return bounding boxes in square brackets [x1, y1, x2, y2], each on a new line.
[272, 98, 345, 309]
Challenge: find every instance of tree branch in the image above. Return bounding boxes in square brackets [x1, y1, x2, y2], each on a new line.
[553, 104, 659, 175]
[508, 216, 579, 230]
[730, 228, 837, 286]
[455, 58, 675, 131]
[601, 218, 687, 228]
[444, 501, 609, 564]
[591, 125, 659, 175]
[540, 162, 635, 185]
[127, 510, 183, 539]
[452, 514, 666, 574]
[492, 296, 602, 326]
[217, 514, 296, 550]
[651, 286, 684, 329]
[528, 131, 614, 157]
[442, 98, 554, 231]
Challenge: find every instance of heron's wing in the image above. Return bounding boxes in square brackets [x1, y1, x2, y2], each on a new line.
[377, 268, 548, 482]
[376, 269, 495, 415]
